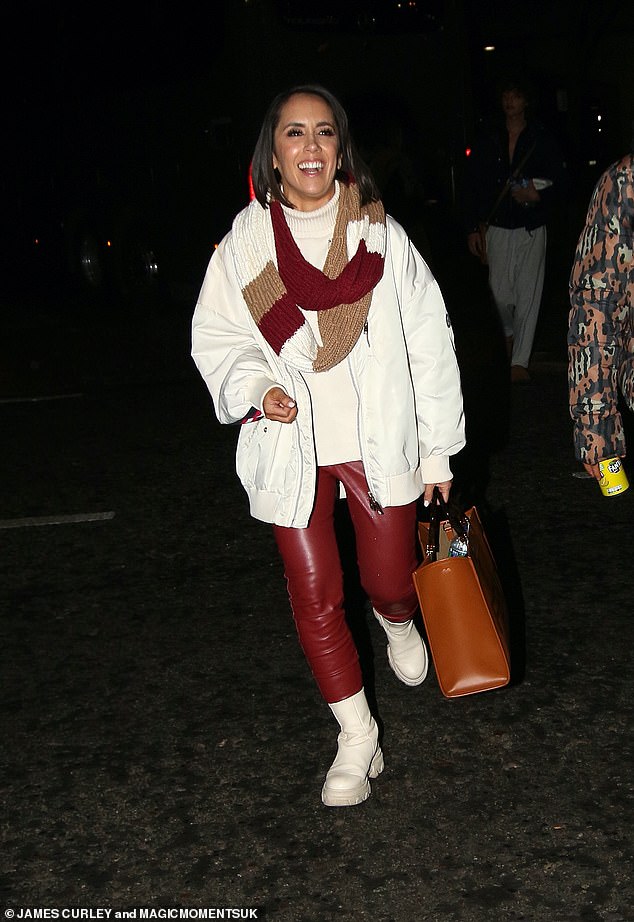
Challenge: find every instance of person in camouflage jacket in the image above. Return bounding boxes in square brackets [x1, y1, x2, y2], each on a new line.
[568, 153, 634, 480]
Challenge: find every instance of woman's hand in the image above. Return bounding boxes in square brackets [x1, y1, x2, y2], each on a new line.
[263, 386, 298, 424]
[423, 480, 452, 506]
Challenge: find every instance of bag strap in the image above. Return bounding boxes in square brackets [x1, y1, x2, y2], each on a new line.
[425, 496, 441, 562]
[484, 138, 537, 226]
[425, 488, 468, 562]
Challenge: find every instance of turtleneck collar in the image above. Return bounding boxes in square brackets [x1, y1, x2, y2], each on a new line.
[280, 181, 340, 238]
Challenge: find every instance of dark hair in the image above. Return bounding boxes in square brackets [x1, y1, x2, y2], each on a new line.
[250, 84, 379, 208]
[498, 73, 537, 111]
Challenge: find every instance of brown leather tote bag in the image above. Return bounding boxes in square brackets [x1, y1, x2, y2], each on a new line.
[413, 491, 511, 698]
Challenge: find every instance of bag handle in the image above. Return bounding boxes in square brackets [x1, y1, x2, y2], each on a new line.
[425, 488, 468, 562]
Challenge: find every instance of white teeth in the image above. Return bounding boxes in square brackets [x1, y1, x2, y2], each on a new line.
[299, 161, 323, 170]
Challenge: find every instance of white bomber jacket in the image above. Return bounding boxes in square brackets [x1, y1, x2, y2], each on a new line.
[192, 209, 465, 528]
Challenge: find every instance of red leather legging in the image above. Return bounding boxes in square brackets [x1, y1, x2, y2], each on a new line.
[273, 461, 419, 704]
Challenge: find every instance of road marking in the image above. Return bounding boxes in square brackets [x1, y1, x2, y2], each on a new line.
[0, 511, 115, 529]
[0, 392, 84, 405]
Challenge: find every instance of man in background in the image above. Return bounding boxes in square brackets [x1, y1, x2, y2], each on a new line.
[465, 76, 566, 382]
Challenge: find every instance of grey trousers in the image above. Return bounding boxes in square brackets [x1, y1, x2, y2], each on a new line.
[486, 224, 547, 368]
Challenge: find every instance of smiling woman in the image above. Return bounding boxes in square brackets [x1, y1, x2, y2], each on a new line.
[271, 94, 341, 212]
[191, 84, 465, 810]
[250, 84, 379, 215]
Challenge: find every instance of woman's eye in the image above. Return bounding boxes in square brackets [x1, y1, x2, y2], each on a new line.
[320, 128, 335, 136]
[287, 129, 302, 137]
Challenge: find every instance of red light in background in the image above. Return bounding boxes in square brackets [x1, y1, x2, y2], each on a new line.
[465, 147, 472, 157]
[248, 162, 255, 201]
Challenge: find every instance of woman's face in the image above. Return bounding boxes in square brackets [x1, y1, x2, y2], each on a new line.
[272, 93, 341, 212]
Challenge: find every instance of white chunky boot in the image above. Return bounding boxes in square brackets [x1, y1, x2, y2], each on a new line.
[321, 688, 384, 807]
[374, 610, 429, 686]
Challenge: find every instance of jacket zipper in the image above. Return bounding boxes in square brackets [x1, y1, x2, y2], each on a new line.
[348, 350, 384, 514]
[367, 492, 384, 514]
[290, 370, 313, 525]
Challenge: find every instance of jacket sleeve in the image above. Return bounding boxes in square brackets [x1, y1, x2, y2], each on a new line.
[567, 160, 634, 462]
[394, 223, 466, 482]
[191, 237, 279, 424]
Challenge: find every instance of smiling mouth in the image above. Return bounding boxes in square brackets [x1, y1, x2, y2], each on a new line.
[298, 161, 324, 171]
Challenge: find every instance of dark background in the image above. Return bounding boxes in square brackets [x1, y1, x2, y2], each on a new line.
[2, 0, 632, 309]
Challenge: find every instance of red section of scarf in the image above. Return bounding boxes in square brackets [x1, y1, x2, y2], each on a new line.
[258, 291, 304, 354]
[270, 200, 384, 312]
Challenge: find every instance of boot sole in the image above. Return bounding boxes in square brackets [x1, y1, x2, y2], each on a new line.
[321, 747, 384, 807]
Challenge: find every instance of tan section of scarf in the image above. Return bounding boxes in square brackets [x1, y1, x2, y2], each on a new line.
[242, 263, 286, 326]
[314, 193, 384, 371]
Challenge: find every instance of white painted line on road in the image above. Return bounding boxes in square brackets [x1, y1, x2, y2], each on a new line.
[0, 511, 115, 529]
[0, 392, 84, 405]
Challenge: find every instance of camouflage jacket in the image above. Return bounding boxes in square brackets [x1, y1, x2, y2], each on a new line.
[568, 154, 634, 462]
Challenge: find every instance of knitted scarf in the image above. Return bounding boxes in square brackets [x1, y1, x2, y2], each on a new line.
[230, 181, 386, 372]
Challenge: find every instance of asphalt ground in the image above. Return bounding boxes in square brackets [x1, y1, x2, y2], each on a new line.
[1, 240, 633, 921]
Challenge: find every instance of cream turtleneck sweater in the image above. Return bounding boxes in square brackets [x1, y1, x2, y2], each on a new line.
[281, 183, 362, 466]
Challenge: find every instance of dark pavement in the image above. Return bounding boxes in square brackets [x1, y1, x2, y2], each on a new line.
[2, 253, 634, 921]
